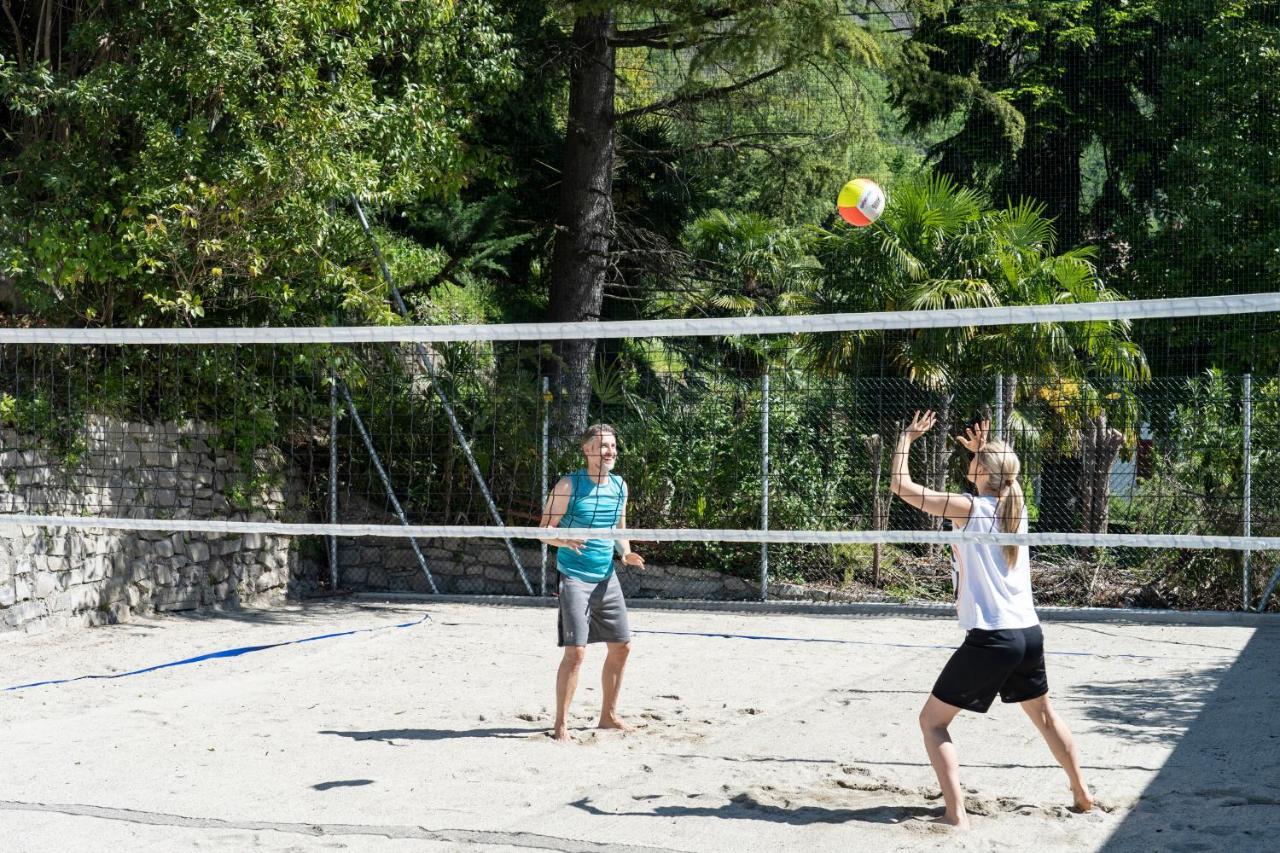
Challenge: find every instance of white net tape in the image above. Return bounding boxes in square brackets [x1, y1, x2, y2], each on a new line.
[2, 515, 1277, 551]
[1, 293, 1277, 344]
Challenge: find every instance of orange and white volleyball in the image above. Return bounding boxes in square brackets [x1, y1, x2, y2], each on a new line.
[837, 178, 886, 227]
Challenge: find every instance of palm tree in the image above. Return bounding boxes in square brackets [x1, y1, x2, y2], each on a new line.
[799, 174, 1147, 385]
[653, 209, 821, 380]
[671, 209, 821, 317]
[796, 173, 1149, 536]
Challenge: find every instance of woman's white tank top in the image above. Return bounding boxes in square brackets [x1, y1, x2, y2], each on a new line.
[955, 496, 1039, 631]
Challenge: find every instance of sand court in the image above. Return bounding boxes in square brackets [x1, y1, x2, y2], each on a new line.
[2, 600, 1276, 852]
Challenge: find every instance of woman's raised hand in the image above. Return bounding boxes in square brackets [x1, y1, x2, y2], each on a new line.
[901, 410, 937, 443]
[954, 418, 991, 453]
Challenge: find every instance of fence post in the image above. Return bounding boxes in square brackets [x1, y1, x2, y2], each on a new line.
[337, 379, 440, 594]
[1243, 373, 1253, 610]
[350, 194, 532, 594]
[328, 370, 339, 590]
[994, 373, 1004, 442]
[541, 376, 550, 597]
[760, 369, 771, 602]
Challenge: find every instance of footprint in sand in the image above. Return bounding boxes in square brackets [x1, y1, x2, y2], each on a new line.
[964, 793, 1106, 820]
[902, 819, 952, 835]
[834, 777, 926, 799]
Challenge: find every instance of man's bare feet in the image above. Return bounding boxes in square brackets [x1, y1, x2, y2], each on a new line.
[598, 715, 635, 732]
[930, 812, 971, 831]
[551, 725, 572, 742]
[1072, 785, 1094, 812]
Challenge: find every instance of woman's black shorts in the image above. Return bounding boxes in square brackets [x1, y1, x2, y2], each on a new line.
[931, 625, 1049, 713]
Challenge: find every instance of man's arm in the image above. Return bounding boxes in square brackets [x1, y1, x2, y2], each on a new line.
[539, 478, 585, 553]
[616, 483, 644, 566]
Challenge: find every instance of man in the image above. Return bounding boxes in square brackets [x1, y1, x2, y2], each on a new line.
[538, 423, 644, 742]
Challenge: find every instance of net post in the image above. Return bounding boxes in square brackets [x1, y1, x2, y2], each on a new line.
[1243, 373, 1253, 610]
[328, 369, 339, 590]
[760, 369, 770, 602]
[336, 379, 440, 594]
[994, 373, 1004, 442]
[541, 376, 550, 598]
[349, 194, 533, 595]
[1260, 567, 1280, 613]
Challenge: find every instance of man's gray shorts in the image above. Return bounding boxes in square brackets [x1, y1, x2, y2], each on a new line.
[557, 572, 631, 647]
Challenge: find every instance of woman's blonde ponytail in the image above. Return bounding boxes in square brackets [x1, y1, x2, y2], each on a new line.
[976, 440, 1025, 569]
[996, 478, 1025, 568]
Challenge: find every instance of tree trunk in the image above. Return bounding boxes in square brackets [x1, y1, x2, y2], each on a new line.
[1001, 373, 1017, 441]
[1078, 413, 1124, 534]
[926, 392, 954, 535]
[864, 433, 885, 587]
[1079, 413, 1123, 603]
[547, 10, 616, 443]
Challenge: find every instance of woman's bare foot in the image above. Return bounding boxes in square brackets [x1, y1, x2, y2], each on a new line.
[1071, 785, 1094, 812]
[929, 812, 971, 831]
[598, 714, 635, 732]
[551, 725, 572, 742]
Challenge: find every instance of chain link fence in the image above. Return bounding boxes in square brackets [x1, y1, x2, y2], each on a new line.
[336, 360, 1280, 611]
[2, 337, 1275, 610]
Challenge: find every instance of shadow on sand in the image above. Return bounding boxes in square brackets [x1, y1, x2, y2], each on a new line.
[569, 793, 937, 826]
[1093, 625, 1280, 852]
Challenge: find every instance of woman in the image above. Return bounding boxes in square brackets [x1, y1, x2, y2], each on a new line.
[889, 411, 1093, 829]
[538, 423, 644, 742]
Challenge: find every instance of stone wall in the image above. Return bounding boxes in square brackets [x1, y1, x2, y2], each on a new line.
[338, 537, 546, 596]
[0, 418, 311, 634]
[337, 536, 765, 600]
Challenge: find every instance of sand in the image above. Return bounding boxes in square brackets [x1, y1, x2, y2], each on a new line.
[1, 599, 1277, 852]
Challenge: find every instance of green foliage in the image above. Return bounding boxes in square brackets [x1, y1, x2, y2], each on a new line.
[890, 0, 1166, 244]
[407, 196, 533, 288]
[600, 371, 874, 580]
[1, 1, 1273, 610]
[675, 211, 821, 315]
[565, 1, 925, 316]
[1113, 370, 1280, 607]
[1123, 0, 1280, 371]
[890, 0, 1280, 375]
[671, 61, 926, 227]
[1127, 370, 1280, 536]
[0, 390, 87, 465]
[0, 0, 517, 327]
[800, 174, 1148, 386]
[0, 0, 525, 468]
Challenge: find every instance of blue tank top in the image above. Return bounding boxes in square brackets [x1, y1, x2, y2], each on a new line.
[556, 469, 625, 583]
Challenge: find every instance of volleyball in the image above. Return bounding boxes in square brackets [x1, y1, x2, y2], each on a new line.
[837, 177, 886, 227]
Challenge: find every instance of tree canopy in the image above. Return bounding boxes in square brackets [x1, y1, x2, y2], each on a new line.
[1, 0, 516, 327]
[3, 0, 1278, 607]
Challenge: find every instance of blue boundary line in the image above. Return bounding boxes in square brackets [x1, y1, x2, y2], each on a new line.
[4, 614, 1224, 693]
[4, 615, 430, 692]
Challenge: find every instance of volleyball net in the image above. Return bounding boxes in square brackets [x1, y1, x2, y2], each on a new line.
[3, 293, 1280, 611]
